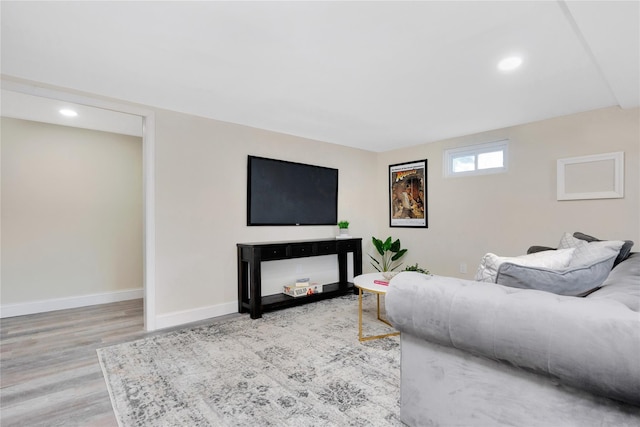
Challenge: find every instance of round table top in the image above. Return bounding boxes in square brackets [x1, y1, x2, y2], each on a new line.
[353, 272, 394, 293]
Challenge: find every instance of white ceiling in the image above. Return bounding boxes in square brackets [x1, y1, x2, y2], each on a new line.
[1, 1, 638, 152]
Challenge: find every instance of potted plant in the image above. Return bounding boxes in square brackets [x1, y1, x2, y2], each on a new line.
[337, 220, 350, 237]
[404, 263, 430, 275]
[369, 236, 407, 279]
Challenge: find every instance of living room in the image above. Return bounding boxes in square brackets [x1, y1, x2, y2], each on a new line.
[2, 0, 638, 331]
[1, 1, 639, 425]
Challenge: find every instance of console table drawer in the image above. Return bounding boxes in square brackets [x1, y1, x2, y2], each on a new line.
[291, 243, 313, 257]
[261, 245, 288, 260]
[338, 240, 358, 251]
[317, 241, 337, 255]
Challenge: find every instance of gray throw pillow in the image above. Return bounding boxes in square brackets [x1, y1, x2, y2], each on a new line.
[527, 245, 555, 255]
[496, 254, 618, 296]
[474, 249, 574, 283]
[557, 233, 624, 267]
[573, 232, 634, 267]
[526, 233, 634, 267]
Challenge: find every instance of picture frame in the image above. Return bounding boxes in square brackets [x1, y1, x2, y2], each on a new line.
[389, 159, 428, 228]
[557, 151, 624, 201]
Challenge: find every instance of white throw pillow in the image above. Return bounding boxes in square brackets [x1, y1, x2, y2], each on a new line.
[557, 232, 625, 267]
[474, 248, 575, 283]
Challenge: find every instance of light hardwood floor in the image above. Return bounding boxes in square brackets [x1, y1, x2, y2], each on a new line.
[1, 299, 148, 426]
[1, 299, 241, 426]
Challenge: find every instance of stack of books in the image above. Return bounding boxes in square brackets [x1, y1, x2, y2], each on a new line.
[295, 278, 310, 287]
[283, 278, 323, 297]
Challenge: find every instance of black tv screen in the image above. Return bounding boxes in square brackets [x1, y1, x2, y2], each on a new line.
[247, 156, 338, 226]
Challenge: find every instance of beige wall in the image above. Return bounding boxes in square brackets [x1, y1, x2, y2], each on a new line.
[153, 109, 378, 316]
[1, 118, 143, 304]
[3, 100, 638, 327]
[375, 106, 640, 279]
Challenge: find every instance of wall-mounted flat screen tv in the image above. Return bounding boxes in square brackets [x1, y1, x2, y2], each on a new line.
[247, 155, 338, 226]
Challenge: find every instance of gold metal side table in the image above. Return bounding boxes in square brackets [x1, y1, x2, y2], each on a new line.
[353, 273, 400, 342]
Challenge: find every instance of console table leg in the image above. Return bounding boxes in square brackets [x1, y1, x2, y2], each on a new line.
[249, 259, 262, 319]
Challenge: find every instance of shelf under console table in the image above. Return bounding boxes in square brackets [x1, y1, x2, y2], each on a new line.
[237, 238, 363, 319]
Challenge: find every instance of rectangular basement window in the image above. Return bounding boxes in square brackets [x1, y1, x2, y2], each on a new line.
[444, 140, 508, 177]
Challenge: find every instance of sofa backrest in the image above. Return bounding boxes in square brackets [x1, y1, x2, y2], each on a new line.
[587, 252, 640, 312]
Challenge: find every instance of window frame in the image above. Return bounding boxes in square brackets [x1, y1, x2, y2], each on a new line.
[443, 139, 509, 178]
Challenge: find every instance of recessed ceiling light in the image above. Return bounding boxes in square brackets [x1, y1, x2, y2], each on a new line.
[59, 108, 78, 117]
[497, 56, 523, 72]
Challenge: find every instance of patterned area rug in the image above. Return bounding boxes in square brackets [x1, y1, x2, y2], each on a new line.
[97, 294, 402, 426]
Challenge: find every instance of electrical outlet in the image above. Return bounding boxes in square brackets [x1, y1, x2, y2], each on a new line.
[459, 262, 467, 274]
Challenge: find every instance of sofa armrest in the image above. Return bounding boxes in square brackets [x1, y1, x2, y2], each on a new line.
[386, 271, 640, 405]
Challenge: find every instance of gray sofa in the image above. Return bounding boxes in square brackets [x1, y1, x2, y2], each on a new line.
[386, 252, 640, 426]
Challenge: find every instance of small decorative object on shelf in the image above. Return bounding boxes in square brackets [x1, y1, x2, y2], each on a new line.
[283, 283, 322, 297]
[337, 220, 351, 239]
[295, 278, 310, 287]
[369, 236, 408, 273]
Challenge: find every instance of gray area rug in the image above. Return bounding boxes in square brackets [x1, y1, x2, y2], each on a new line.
[97, 294, 402, 426]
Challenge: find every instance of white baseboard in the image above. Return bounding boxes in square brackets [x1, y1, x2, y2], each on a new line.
[1, 289, 238, 330]
[154, 301, 238, 331]
[0, 288, 144, 318]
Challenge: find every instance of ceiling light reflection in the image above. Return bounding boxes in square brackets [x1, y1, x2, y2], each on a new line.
[59, 108, 78, 117]
[497, 56, 523, 72]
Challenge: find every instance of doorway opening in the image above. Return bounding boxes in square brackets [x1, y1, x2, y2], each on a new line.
[1, 79, 156, 331]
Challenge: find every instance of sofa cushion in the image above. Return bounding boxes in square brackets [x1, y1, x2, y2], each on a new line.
[558, 232, 625, 267]
[526, 245, 555, 254]
[573, 231, 634, 267]
[497, 237, 624, 296]
[496, 255, 617, 296]
[474, 248, 574, 283]
[587, 253, 640, 311]
[526, 232, 634, 266]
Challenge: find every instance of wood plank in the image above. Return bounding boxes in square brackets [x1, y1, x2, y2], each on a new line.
[0, 299, 146, 426]
[1, 298, 241, 425]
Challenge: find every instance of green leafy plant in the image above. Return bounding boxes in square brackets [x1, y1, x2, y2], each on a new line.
[405, 263, 430, 275]
[337, 220, 350, 229]
[369, 236, 407, 272]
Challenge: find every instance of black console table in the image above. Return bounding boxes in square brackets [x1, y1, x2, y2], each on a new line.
[237, 238, 362, 319]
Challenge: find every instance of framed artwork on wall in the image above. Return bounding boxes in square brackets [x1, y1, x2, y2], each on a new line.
[389, 159, 428, 228]
[557, 151, 624, 201]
